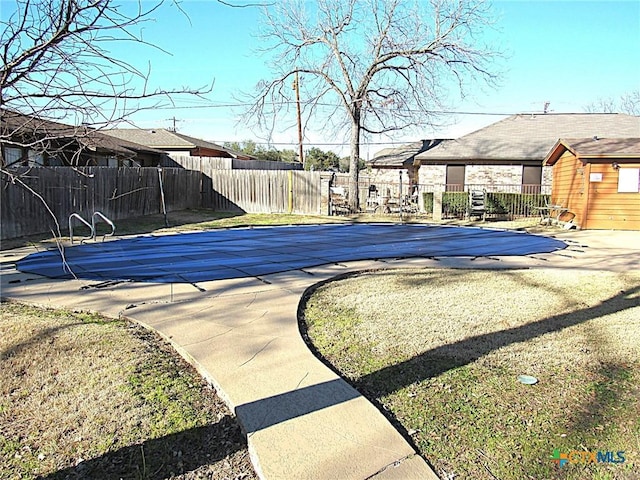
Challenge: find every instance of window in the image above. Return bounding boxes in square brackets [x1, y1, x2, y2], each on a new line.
[2, 146, 23, 166]
[522, 166, 542, 194]
[446, 165, 465, 192]
[618, 168, 640, 193]
[27, 150, 44, 166]
[122, 158, 141, 167]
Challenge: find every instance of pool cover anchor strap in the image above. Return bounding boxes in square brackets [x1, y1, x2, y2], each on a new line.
[80, 279, 132, 290]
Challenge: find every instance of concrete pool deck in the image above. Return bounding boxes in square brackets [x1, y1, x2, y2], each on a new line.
[2, 228, 639, 479]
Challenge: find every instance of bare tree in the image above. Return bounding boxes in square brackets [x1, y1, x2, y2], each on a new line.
[0, 0, 214, 248]
[620, 90, 640, 116]
[584, 98, 618, 114]
[245, 0, 501, 210]
[0, 0, 210, 168]
[584, 90, 640, 116]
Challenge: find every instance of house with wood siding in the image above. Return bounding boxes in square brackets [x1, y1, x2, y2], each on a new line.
[544, 138, 640, 230]
[413, 113, 640, 193]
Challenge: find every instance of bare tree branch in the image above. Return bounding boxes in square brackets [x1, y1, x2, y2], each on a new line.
[243, 0, 502, 209]
[0, 0, 214, 253]
[585, 90, 640, 116]
[1, 0, 212, 129]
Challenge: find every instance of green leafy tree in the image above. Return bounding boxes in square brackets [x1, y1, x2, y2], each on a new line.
[305, 147, 340, 171]
[279, 149, 299, 163]
[224, 141, 300, 162]
[340, 156, 365, 173]
[224, 140, 259, 157]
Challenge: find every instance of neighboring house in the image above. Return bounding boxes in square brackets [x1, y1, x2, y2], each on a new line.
[1, 110, 167, 167]
[544, 137, 640, 230]
[414, 113, 640, 192]
[368, 139, 448, 188]
[103, 128, 256, 160]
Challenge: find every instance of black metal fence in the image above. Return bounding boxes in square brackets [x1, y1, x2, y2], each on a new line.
[333, 176, 551, 219]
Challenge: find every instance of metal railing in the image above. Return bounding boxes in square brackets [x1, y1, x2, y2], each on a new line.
[331, 178, 552, 220]
[92, 211, 116, 241]
[69, 213, 93, 244]
[69, 212, 116, 244]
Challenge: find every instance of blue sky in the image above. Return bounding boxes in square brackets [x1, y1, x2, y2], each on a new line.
[3, 0, 639, 157]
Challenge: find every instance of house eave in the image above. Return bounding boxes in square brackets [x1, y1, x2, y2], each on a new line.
[418, 157, 546, 165]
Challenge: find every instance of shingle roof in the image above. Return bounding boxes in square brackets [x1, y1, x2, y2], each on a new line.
[171, 131, 231, 152]
[545, 137, 640, 165]
[103, 128, 251, 158]
[1, 110, 164, 156]
[415, 113, 640, 162]
[103, 128, 196, 148]
[370, 139, 448, 166]
[562, 137, 640, 156]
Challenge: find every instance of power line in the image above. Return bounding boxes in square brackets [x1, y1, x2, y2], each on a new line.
[150, 100, 523, 117]
[213, 140, 442, 148]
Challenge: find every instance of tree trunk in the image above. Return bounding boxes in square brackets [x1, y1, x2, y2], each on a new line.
[348, 110, 361, 212]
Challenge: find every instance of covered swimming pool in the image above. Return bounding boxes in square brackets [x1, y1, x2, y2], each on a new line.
[16, 224, 567, 284]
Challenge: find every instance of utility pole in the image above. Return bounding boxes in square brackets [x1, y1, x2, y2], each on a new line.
[293, 71, 304, 167]
[167, 117, 180, 132]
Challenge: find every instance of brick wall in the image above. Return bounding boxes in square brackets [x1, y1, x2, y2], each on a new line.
[466, 165, 522, 185]
[418, 165, 446, 185]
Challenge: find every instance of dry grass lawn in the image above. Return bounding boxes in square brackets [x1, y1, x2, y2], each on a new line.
[302, 268, 640, 480]
[0, 302, 256, 480]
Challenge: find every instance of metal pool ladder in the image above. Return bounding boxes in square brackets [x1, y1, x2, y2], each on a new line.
[69, 211, 116, 244]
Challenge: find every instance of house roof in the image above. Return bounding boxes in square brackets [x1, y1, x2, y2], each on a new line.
[415, 113, 640, 162]
[370, 139, 449, 167]
[104, 128, 196, 149]
[104, 128, 254, 159]
[1, 110, 165, 157]
[545, 137, 640, 165]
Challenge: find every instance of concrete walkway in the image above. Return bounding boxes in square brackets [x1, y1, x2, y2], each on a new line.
[2, 229, 639, 479]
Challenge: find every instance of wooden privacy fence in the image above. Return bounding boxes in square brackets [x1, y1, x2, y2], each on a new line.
[203, 169, 321, 214]
[165, 155, 304, 171]
[1, 164, 550, 241]
[1, 167, 322, 240]
[1, 167, 201, 239]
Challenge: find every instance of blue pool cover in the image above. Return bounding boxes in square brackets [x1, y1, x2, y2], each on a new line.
[16, 224, 566, 284]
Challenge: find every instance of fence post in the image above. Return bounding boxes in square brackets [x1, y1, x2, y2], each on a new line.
[433, 187, 443, 221]
[157, 167, 168, 227]
[320, 173, 332, 215]
[288, 169, 293, 214]
[399, 171, 404, 222]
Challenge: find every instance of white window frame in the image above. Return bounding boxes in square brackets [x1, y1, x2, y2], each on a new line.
[618, 168, 640, 193]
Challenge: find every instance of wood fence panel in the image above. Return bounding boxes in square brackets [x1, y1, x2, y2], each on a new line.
[1, 166, 321, 240]
[1, 167, 201, 239]
[202, 169, 320, 214]
[292, 170, 321, 214]
[166, 155, 232, 171]
[232, 158, 303, 170]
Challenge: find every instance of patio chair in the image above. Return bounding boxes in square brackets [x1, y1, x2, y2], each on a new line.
[536, 199, 569, 225]
[330, 186, 351, 215]
[467, 189, 486, 221]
